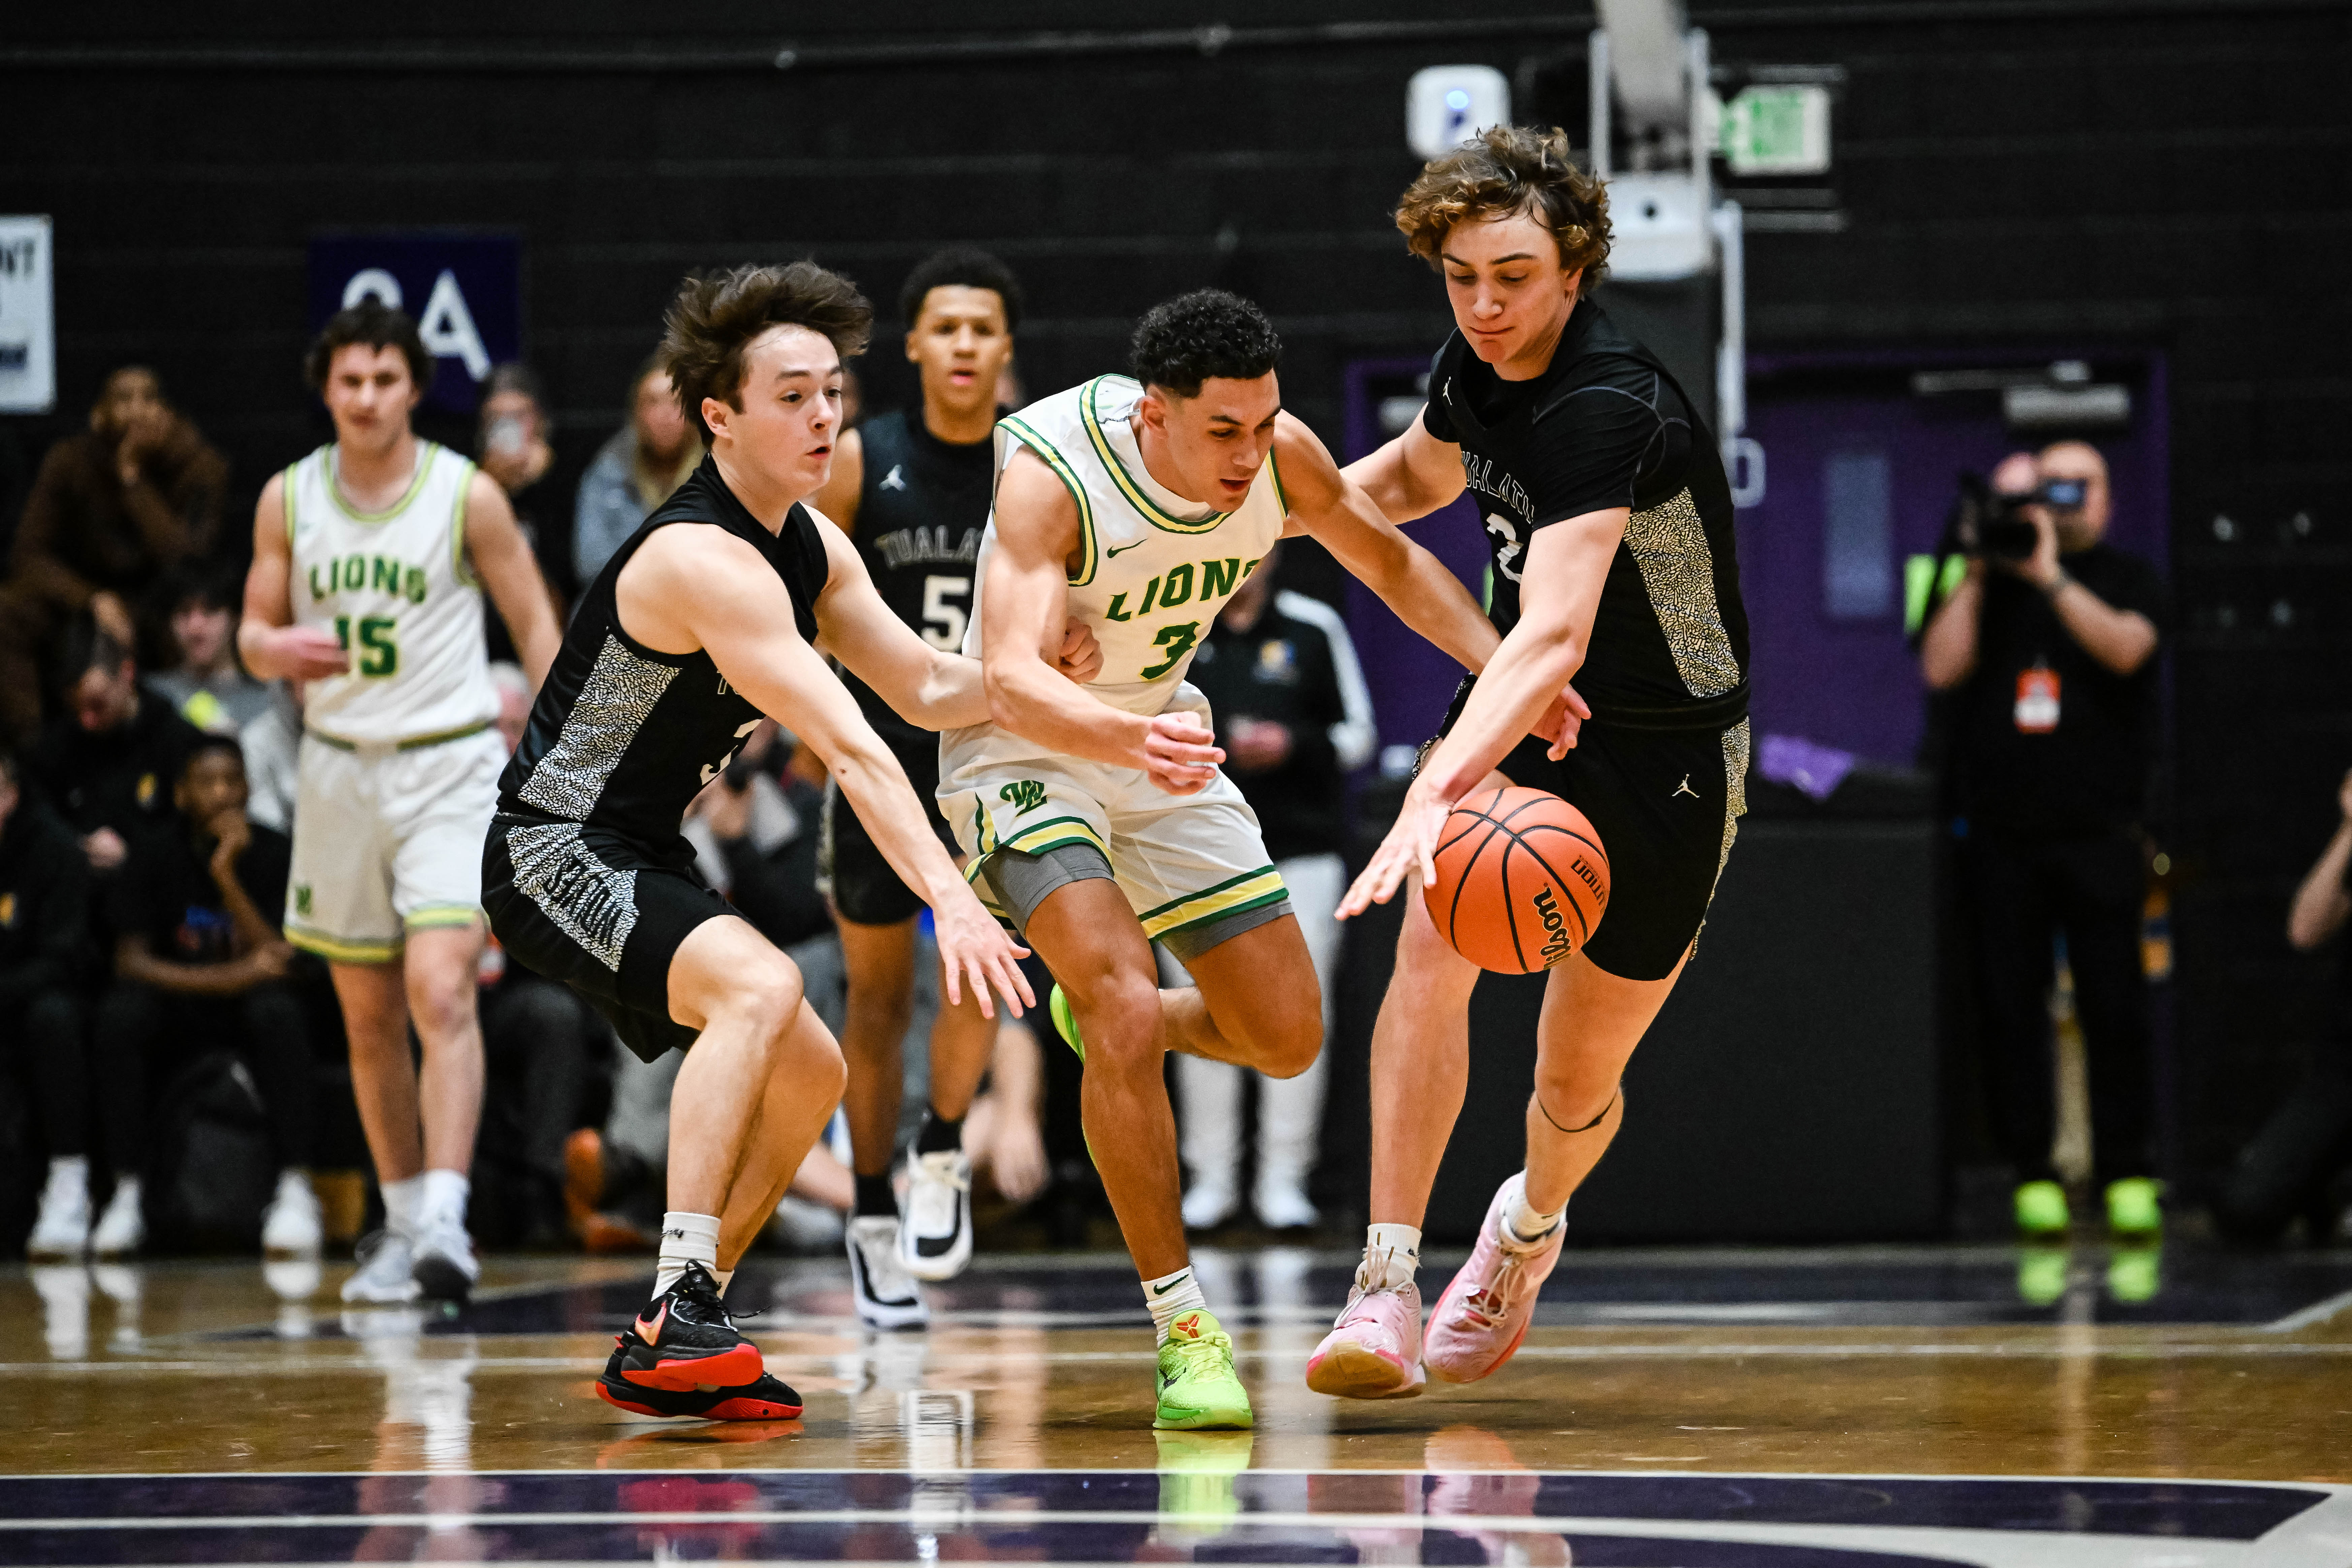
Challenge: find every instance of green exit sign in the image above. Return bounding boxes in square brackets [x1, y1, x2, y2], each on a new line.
[1721, 85, 1832, 175]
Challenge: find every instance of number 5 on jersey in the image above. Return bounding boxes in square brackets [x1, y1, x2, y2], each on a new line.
[921, 575, 971, 651]
[333, 614, 399, 677]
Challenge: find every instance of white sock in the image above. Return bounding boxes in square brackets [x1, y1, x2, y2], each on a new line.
[276, 1169, 315, 1201]
[1359, 1222, 1421, 1291]
[1143, 1265, 1209, 1344]
[381, 1175, 425, 1239]
[419, 1169, 470, 1233]
[653, 1211, 723, 1298]
[1505, 1189, 1565, 1248]
[45, 1156, 88, 1197]
[105, 1175, 141, 1210]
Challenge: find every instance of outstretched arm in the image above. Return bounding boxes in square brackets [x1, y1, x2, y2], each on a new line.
[463, 472, 561, 689]
[1277, 416, 1587, 758]
[1342, 413, 1469, 525]
[808, 506, 1102, 730]
[981, 446, 1225, 795]
[617, 525, 1033, 1017]
[1341, 508, 1624, 917]
[1276, 415, 1495, 674]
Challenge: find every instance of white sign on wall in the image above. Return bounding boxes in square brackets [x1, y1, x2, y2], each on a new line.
[0, 217, 56, 414]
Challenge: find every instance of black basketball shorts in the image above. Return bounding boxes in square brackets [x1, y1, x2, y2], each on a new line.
[818, 730, 960, 928]
[1426, 681, 1751, 982]
[482, 813, 732, 1063]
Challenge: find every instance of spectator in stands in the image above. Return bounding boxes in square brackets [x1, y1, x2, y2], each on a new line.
[1171, 545, 1374, 1230]
[92, 737, 320, 1257]
[475, 363, 554, 511]
[571, 357, 702, 585]
[472, 929, 606, 1248]
[1, 750, 100, 1258]
[487, 660, 532, 752]
[681, 720, 833, 954]
[1921, 441, 2167, 1241]
[150, 568, 271, 736]
[27, 618, 203, 876]
[2214, 767, 2352, 1244]
[0, 366, 229, 742]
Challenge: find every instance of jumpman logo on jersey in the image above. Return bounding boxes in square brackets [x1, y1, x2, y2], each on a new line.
[879, 464, 907, 491]
[1673, 774, 1699, 799]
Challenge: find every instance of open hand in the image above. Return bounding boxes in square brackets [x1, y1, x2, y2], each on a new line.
[1531, 681, 1592, 761]
[83, 827, 128, 871]
[1339, 778, 1454, 919]
[933, 891, 1035, 1021]
[1140, 712, 1223, 796]
[1055, 618, 1103, 685]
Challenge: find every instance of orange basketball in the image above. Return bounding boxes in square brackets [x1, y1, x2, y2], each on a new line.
[1423, 785, 1610, 974]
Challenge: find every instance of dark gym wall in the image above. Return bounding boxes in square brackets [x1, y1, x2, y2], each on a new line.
[5, 0, 2348, 1182]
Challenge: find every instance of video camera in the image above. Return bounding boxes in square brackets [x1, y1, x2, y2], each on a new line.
[1946, 473, 2089, 560]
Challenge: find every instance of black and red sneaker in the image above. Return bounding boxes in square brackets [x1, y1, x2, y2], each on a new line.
[611, 1262, 763, 1392]
[596, 1340, 802, 1421]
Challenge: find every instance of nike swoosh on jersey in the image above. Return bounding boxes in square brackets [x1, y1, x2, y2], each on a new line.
[633, 1302, 670, 1343]
[1106, 541, 1146, 557]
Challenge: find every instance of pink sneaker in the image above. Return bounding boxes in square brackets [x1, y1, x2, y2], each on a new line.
[1306, 1279, 1426, 1400]
[1423, 1173, 1563, 1385]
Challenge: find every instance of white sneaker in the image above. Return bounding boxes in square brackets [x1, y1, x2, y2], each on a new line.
[26, 1168, 90, 1260]
[261, 1172, 324, 1257]
[769, 1193, 846, 1252]
[898, 1150, 973, 1282]
[341, 1228, 421, 1304]
[846, 1215, 928, 1329]
[1254, 1179, 1321, 1231]
[89, 1181, 144, 1258]
[411, 1214, 479, 1304]
[1181, 1181, 1237, 1231]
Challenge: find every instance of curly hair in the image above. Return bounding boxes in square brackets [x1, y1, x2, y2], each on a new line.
[1395, 125, 1612, 286]
[305, 301, 435, 395]
[1130, 289, 1281, 397]
[899, 248, 1025, 332]
[661, 262, 873, 439]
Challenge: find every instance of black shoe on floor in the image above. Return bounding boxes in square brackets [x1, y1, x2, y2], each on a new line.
[610, 1261, 763, 1391]
[596, 1339, 802, 1420]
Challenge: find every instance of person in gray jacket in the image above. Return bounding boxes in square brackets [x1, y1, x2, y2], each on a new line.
[571, 355, 704, 586]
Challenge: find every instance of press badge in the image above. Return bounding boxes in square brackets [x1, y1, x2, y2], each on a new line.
[2015, 667, 2061, 733]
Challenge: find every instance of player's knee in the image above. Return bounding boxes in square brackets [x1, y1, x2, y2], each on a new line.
[1251, 993, 1325, 1080]
[727, 959, 805, 1043]
[782, 1027, 848, 1099]
[843, 972, 916, 1039]
[1069, 971, 1160, 1063]
[408, 975, 476, 1047]
[1531, 1059, 1619, 1127]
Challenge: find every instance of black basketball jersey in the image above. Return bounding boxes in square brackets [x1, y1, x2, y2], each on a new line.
[497, 455, 830, 859]
[839, 409, 993, 738]
[1423, 302, 1750, 729]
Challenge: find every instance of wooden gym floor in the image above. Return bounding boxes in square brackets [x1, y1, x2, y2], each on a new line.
[3, 1243, 2349, 1564]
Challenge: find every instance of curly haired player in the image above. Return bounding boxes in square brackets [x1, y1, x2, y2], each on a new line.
[1308, 125, 1752, 1400]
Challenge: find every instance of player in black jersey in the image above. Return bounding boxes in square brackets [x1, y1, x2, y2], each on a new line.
[1307, 128, 1752, 1401]
[484, 263, 1089, 1420]
[807, 250, 1021, 1324]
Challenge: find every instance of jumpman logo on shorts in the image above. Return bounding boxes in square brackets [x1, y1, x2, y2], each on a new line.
[1673, 774, 1699, 799]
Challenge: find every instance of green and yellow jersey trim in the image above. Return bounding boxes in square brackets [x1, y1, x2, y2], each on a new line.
[999, 414, 1098, 587]
[324, 441, 442, 526]
[403, 904, 484, 931]
[284, 922, 402, 964]
[451, 456, 482, 589]
[1081, 376, 1233, 537]
[1137, 865, 1288, 942]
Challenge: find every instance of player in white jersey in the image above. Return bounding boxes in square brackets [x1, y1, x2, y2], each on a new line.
[949, 290, 1576, 1428]
[238, 302, 561, 1304]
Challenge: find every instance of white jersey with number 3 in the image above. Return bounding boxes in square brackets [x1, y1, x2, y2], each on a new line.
[284, 440, 499, 745]
[965, 375, 1290, 720]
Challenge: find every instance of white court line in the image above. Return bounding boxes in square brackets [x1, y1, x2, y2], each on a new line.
[2265, 1287, 2352, 1333]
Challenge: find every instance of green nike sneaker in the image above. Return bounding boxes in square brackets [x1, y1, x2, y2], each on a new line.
[2105, 1177, 2164, 1238]
[1050, 983, 1084, 1061]
[2107, 1245, 2160, 1303]
[2014, 1179, 2070, 1239]
[1154, 1308, 1253, 1431]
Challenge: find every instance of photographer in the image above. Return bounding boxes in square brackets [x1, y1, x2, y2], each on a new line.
[1921, 441, 2166, 1240]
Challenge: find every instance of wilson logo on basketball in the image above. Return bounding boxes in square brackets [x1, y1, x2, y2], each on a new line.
[1426, 784, 1612, 975]
[1532, 887, 1574, 964]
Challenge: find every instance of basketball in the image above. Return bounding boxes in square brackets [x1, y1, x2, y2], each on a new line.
[1423, 785, 1610, 974]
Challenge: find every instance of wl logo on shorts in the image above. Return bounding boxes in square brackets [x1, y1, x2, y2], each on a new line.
[998, 780, 1048, 817]
[293, 885, 313, 917]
